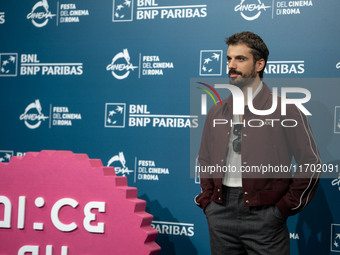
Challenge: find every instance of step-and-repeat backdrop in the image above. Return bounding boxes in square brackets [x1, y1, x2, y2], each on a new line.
[1, 0, 340, 254]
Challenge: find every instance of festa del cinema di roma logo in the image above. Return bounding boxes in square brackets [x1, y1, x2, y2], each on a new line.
[19, 99, 48, 129]
[19, 100, 82, 129]
[234, 0, 271, 21]
[27, 0, 56, 28]
[106, 49, 138, 80]
[197, 82, 311, 127]
[106, 152, 134, 176]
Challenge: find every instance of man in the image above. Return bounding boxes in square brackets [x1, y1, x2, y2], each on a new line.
[195, 31, 320, 255]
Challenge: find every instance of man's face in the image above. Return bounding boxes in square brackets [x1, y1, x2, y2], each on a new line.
[227, 43, 258, 88]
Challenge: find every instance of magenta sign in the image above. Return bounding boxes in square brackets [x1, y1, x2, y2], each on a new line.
[0, 150, 160, 255]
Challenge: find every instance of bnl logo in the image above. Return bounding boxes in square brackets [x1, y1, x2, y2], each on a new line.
[0, 53, 18, 76]
[199, 50, 223, 76]
[105, 103, 126, 128]
[113, 0, 133, 22]
[0, 151, 13, 163]
[331, 224, 340, 252]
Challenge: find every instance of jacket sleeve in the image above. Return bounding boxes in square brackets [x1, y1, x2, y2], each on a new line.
[194, 109, 214, 211]
[276, 104, 321, 218]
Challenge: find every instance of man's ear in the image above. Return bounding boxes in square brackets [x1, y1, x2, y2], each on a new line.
[256, 59, 265, 73]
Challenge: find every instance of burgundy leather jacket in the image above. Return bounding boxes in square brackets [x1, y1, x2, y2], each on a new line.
[195, 83, 321, 219]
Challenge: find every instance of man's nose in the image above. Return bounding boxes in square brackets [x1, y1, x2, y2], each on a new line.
[228, 59, 236, 70]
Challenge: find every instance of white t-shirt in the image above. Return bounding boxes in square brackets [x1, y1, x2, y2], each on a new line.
[223, 82, 263, 187]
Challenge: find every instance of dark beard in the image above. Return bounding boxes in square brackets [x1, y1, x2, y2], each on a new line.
[229, 66, 257, 88]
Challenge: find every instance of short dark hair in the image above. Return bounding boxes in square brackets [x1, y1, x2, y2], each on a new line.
[226, 31, 269, 79]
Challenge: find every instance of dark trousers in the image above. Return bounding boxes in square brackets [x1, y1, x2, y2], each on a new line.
[205, 186, 290, 255]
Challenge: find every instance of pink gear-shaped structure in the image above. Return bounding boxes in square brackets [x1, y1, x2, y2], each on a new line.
[0, 150, 160, 254]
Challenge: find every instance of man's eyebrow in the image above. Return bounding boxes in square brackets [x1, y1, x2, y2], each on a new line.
[227, 55, 248, 59]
